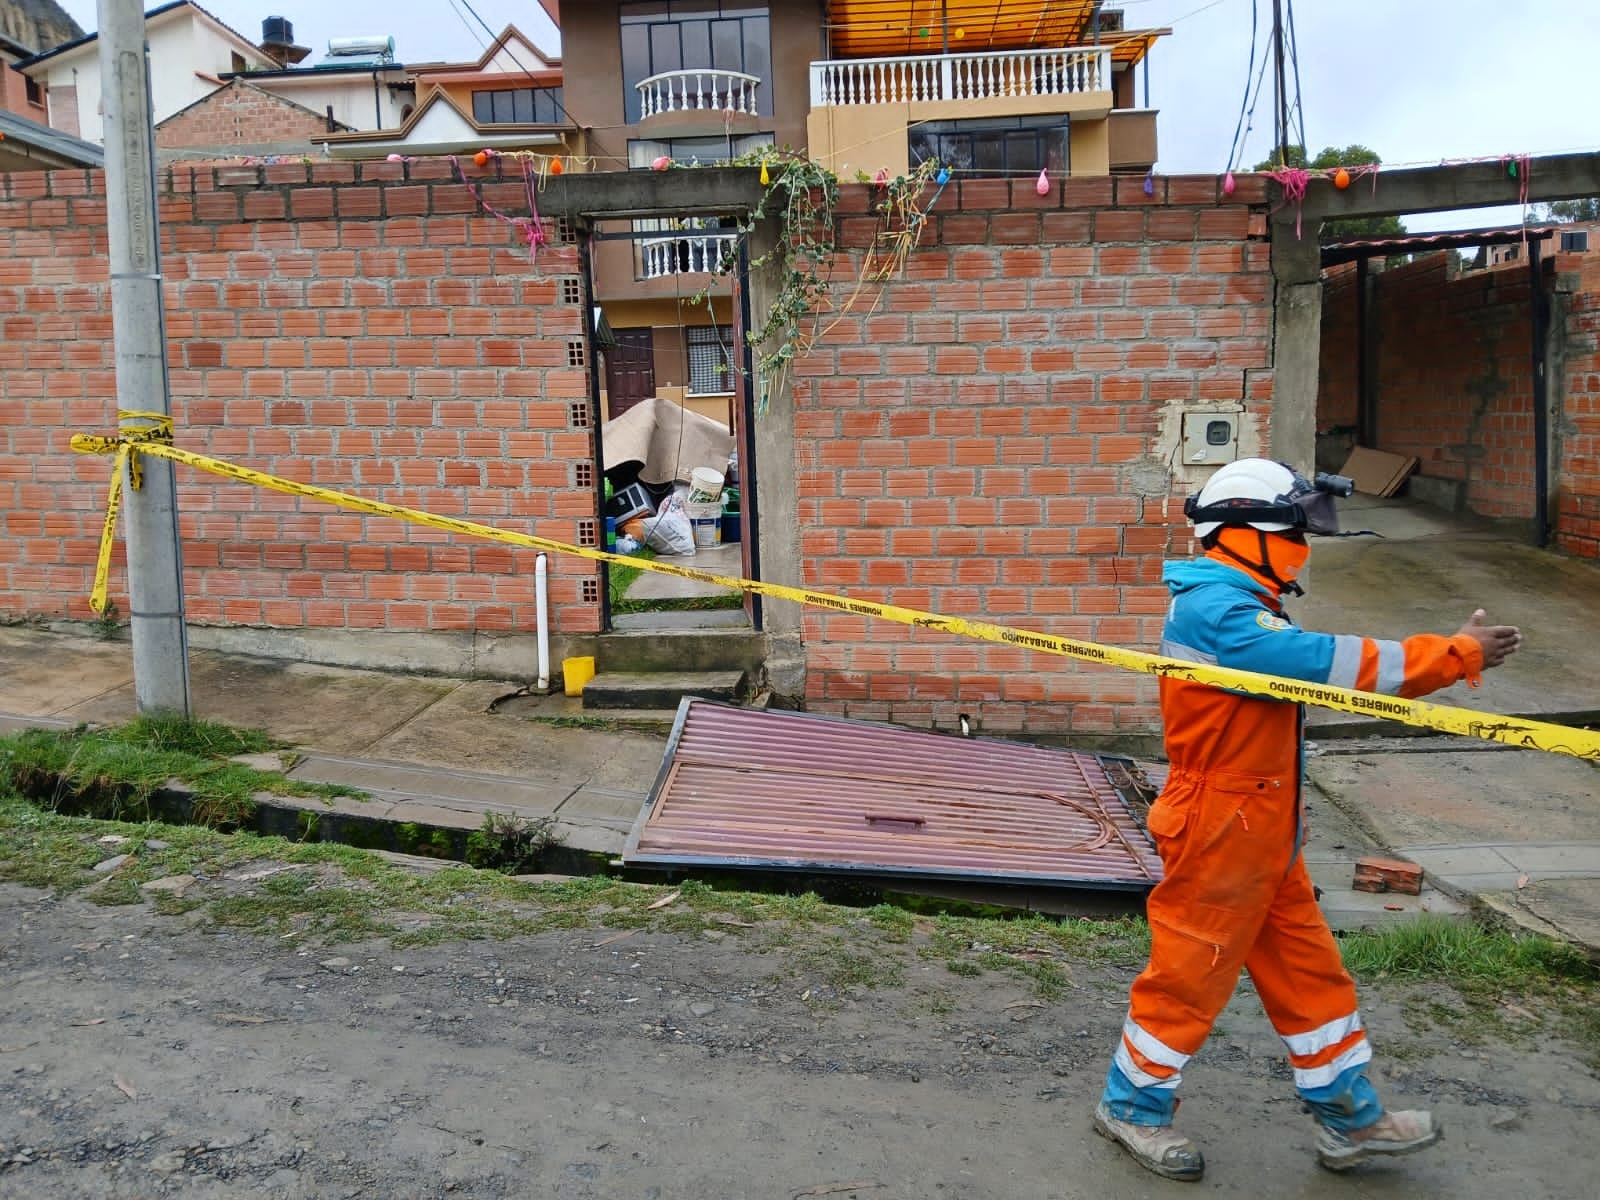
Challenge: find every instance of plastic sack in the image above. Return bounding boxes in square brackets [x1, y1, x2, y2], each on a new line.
[640, 494, 696, 556]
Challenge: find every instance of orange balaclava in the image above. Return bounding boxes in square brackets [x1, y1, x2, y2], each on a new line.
[1209, 526, 1310, 600]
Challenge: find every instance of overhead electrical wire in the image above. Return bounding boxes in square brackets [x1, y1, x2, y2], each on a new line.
[448, 0, 576, 126]
[1285, 0, 1308, 157]
[1225, 0, 1259, 172]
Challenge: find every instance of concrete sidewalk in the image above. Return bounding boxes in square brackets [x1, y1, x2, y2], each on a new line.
[0, 624, 666, 858]
[1296, 496, 1600, 734]
[5, 623, 1597, 946]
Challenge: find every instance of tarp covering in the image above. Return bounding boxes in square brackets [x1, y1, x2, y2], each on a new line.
[601, 397, 733, 486]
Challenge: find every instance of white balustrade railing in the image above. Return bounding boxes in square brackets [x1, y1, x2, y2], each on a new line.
[637, 69, 761, 119]
[640, 233, 738, 280]
[809, 46, 1111, 107]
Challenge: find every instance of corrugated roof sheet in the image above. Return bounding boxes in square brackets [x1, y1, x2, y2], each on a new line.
[1321, 224, 1554, 266]
[0, 108, 103, 168]
[625, 701, 1162, 890]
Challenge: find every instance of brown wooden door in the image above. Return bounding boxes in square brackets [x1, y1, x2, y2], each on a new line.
[605, 328, 655, 419]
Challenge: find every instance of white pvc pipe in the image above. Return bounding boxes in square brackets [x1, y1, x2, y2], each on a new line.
[535, 553, 550, 692]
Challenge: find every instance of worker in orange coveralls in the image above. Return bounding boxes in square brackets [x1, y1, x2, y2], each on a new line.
[1093, 458, 1522, 1181]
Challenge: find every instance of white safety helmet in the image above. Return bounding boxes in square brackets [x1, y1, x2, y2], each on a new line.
[1185, 458, 1351, 541]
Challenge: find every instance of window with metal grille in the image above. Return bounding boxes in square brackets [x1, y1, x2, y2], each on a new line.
[687, 326, 735, 395]
[909, 115, 1071, 177]
[1561, 230, 1590, 253]
[471, 87, 565, 125]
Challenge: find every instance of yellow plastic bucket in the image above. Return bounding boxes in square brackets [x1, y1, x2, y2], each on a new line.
[562, 655, 596, 696]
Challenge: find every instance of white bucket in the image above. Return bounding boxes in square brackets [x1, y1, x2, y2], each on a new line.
[687, 500, 722, 547]
[688, 467, 724, 503]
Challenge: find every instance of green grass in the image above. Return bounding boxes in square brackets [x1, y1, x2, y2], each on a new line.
[1340, 916, 1593, 988]
[608, 545, 657, 608]
[607, 543, 745, 616]
[0, 716, 362, 828]
[1344, 916, 1600, 1068]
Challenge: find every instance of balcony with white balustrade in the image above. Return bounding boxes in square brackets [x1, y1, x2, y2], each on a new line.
[638, 233, 738, 281]
[809, 45, 1112, 112]
[634, 69, 764, 137]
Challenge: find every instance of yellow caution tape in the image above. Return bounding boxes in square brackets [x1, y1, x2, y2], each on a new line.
[72, 418, 1600, 762]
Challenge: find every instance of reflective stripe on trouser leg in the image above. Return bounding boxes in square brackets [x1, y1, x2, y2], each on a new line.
[1246, 860, 1383, 1131]
[1102, 1018, 1188, 1126]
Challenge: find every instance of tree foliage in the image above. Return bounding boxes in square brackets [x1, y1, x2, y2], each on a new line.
[1528, 197, 1600, 224]
[1254, 144, 1405, 242]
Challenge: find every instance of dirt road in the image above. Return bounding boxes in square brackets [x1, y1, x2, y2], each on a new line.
[2, 881, 1596, 1199]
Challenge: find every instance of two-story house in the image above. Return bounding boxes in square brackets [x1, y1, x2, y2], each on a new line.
[553, 1, 1166, 424]
[16, 1, 282, 141]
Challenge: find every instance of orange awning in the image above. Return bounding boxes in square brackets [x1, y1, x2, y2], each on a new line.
[825, 0, 1100, 58]
[1104, 27, 1171, 67]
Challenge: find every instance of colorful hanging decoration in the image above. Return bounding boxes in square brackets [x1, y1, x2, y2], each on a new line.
[935, 166, 950, 186]
[1333, 167, 1351, 190]
[1035, 168, 1050, 197]
[1267, 167, 1312, 238]
[759, 160, 770, 186]
[549, 156, 563, 175]
[386, 153, 405, 164]
[473, 148, 498, 168]
[652, 155, 672, 171]
[448, 155, 549, 267]
[874, 167, 889, 188]
[1223, 170, 1236, 196]
[1143, 169, 1155, 196]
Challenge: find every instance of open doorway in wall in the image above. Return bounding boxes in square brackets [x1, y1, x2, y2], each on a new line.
[582, 214, 762, 634]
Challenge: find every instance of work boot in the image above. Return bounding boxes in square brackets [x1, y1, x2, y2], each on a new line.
[1093, 1102, 1205, 1182]
[1316, 1109, 1441, 1171]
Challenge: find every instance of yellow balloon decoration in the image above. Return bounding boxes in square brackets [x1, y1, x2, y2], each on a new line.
[760, 160, 770, 186]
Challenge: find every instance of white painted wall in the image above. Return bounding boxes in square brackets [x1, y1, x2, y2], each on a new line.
[249, 72, 413, 133]
[37, 8, 274, 142]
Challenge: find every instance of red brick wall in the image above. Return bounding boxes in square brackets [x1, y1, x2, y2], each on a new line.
[793, 175, 1274, 735]
[1317, 260, 1359, 434]
[1, 63, 49, 123]
[1559, 285, 1600, 559]
[44, 81, 76, 137]
[0, 160, 601, 637]
[155, 81, 333, 153]
[1359, 252, 1537, 521]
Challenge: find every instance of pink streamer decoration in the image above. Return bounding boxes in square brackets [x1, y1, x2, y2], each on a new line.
[448, 155, 549, 267]
[1267, 167, 1311, 238]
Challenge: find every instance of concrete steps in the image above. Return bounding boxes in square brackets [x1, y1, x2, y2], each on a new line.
[581, 669, 746, 711]
[595, 626, 764, 676]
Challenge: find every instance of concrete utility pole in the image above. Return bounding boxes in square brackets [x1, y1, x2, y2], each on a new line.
[98, 0, 191, 716]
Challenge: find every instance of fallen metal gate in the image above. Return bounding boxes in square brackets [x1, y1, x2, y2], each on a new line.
[623, 700, 1163, 890]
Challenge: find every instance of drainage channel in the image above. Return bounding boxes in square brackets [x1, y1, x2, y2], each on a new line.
[18, 771, 1149, 921]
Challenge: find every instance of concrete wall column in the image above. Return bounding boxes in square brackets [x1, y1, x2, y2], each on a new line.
[1269, 215, 1324, 472]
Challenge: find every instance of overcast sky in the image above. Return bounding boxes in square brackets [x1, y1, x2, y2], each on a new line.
[58, 0, 1600, 232]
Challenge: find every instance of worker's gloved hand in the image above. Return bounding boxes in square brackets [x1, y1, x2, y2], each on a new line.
[1456, 609, 1522, 669]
